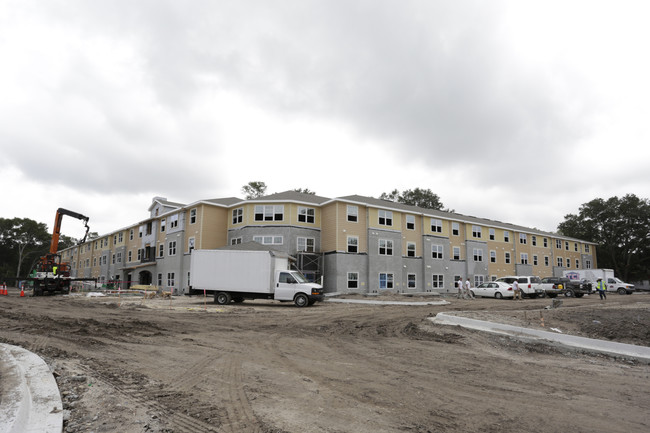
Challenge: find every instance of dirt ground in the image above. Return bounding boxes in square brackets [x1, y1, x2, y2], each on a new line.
[0, 289, 649, 433]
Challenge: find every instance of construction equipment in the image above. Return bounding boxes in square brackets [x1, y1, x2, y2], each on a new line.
[29, 208, 91, 296]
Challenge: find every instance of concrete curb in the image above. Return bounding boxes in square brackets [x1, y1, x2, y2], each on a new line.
[325, 298, 450, 306]
[430, 313, 650, 363]
[0, 344, 63, 433]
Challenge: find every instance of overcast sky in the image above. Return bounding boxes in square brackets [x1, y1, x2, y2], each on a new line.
[1, 0, 649, 239]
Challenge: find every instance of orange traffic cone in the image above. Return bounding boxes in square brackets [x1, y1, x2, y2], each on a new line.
[2, 284, 6, 296]
[20, 287, 25, 297]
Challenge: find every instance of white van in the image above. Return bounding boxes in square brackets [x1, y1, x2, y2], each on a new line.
[495, 276, 544, 298]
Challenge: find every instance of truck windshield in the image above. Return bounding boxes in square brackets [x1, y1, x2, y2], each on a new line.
[290, 272, 308, 283]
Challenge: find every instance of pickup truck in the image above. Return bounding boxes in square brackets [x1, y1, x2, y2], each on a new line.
[539, 277, 592, 298]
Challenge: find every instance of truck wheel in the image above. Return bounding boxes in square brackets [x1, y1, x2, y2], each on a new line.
[294, 293, 309, 307]
[617, 288, 627, 295]
[214, 292, 231, 305]
[564, 290, 575, 298]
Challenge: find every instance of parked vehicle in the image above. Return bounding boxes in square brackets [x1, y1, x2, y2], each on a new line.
[495, 276, 544, 298]
[539, 277, 592, 298]
[472, 281, 513, 299]
[563, 269, 634, 295]
[186, 249, 324, 307]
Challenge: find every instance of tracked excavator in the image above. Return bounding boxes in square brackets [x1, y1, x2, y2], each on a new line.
[29, 208, 91, 296]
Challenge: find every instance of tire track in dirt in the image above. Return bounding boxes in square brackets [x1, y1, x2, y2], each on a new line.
[167, 354, 216, 393]
[76, 363, 221, 433]
[220, 355, 262, 433]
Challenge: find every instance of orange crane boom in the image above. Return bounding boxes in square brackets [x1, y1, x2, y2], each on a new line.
[49, 208, 90, 254]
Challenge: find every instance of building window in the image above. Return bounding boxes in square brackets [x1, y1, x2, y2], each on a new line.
[130, 229, 134, 240]
[232, 208, 243, 224]
[254, 205, 284, 221]
[574, 242, 578, 252]
[379, 273, 394, 289]
[545, 256, 549, 266]
[504, 231, 510, 243]
[157, 273, 163, 287]
[585, 245, 590, 253]
[474, 275, 485, 286]
[128, 251, 132, 262]
[432, 274, 443, 289]
[378, 210, 393, 226]
[379, 239, 393, 256]
[190, 208, 197, 224]
[139, 226, 143, 238]
[453, 246, 461, 260]
[167, 272, 175, 287]
[188, 237, 195, 253]
[490, 250, 496, 263]
[576, 259, 580, 268]
[230, 237, 242, 245]
[347, 236, 358, 253]
[159, 244, 164, 257]
[347, 272, 359, 289]
[168, 241, 177, 256]
[137, 249, 142, 261]
[407, 274, 416, 289]
[556, 239, 562, 249]
[170, 214, 179, 229]
[347, 205, 358, 222]
[452, 222, 459, 236]
[160, 219, 166, 232]
[253, 236, 283, 245]
[298, 207, 315, 224]
[520, 253, 528, 265]
[112, 254, 115, 264]
[565, 241, 569, 251]
[406, 215, 415, 230]
[543, 238, 548, 248]
[472, 225, 481, 238]
[489, 228, 495, 240]
[297, 237, 315, 252]
[432, 244, 443, 259]
[407, 242, 416, 257]
[532, 236, 537, 246]
[533, 255, 538, 266]
[431, 219, 442, 233]
[520, 233, 527, 244]
[505, 252, 511, 264]
[586, 259, 592, 269]
[557, 257, 564, 267]
[473, 248, 483, 262]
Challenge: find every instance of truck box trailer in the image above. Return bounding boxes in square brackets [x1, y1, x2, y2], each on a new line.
[187, 249, 324, 307]
[563, 269, 634, 295]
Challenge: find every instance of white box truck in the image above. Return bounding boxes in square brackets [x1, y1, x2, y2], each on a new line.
[187, 249, 324, 307]
[563, 269, 634, 295]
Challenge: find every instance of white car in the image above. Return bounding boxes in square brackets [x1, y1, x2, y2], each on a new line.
[471, 281, 514, 299]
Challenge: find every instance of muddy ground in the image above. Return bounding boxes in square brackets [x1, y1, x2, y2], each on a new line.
[0, 290, 649, 433]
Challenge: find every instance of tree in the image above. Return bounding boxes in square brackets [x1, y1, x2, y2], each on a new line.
[558, 194, 650, 281]
[292, 188, 316, 195]
[0, 217, 51, 280]
[380, 188, 444, 210]
[241, 181, 267, 199]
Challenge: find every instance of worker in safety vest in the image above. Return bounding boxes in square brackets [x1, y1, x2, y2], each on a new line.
[52, 266, 58, 276]
[596, 278, 607, 300]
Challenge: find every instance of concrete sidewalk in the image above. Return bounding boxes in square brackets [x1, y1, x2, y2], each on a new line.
[430, 312, 650, 363]
[0, 344, 63, 433]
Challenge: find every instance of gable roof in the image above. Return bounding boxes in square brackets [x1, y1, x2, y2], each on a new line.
[254, 190, 331, 205]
